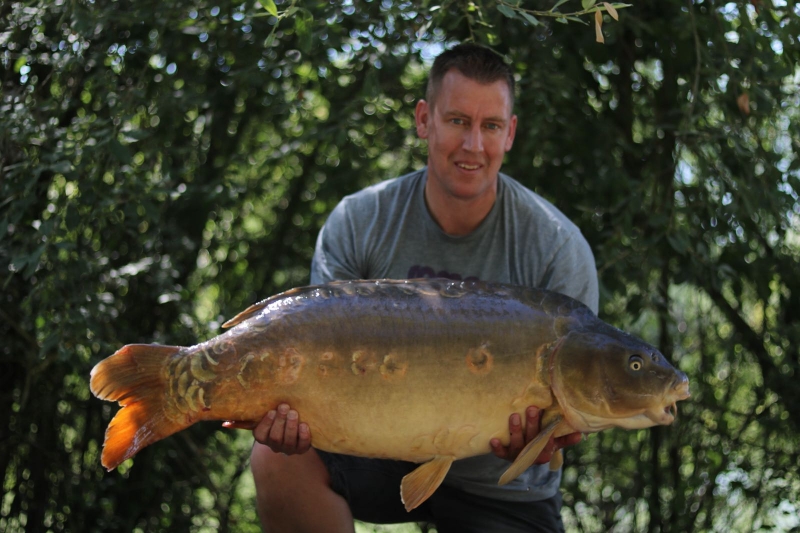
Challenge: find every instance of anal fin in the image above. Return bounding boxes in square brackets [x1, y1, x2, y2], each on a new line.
[498, 415, 570, 485]
[400, 455, 454, 511]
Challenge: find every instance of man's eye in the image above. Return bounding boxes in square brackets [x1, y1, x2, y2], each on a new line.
[485, 123, 500, 130]
[451, 118, 465, 126]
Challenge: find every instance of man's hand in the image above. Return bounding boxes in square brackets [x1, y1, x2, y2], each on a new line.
[223, 403, 312, 455]
[489, 406, 582, 464]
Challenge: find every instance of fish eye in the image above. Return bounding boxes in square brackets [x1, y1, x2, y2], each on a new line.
[629, 355, 644, 371]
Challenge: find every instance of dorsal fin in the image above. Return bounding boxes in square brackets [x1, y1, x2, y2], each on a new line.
[222, 300, 271, 328]
[221, 286, 311, 328]
[220, 280, 387, 328]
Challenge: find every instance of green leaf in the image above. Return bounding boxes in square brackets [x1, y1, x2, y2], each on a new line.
[520, 12, 541, 26]
[264, 28, 277, 48]
[22, 244, 46, 279]
[667, 234, 689, 254]
[258, 0, 279, 17]
[109, 138, 132, 164]
[295, 9, 315, 54]
[549, 0, 571, 12]
[50, 161, 72, 174]
[497, 4, 517, 18]
[581, 0, 597, 9]
[40, 332, 60, 358]
[65, 205, 79, 231]
[14, 56, 27, 73]
[567, 15, 589, 24]
[121, 129, 150, 141]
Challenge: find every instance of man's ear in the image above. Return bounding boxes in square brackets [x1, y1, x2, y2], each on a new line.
[415, 100, 430, 139]
[505, 114, 518, 152]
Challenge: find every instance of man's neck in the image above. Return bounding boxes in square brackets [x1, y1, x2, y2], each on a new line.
[423, 178, 498, 237]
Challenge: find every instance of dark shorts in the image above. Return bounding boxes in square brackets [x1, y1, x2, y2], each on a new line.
[317, 451, 565, 533]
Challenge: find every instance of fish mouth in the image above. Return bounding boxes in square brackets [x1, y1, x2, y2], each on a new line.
[649, 377, 691, 426]
[642, 403, 676, 426]
[663, 402, 678, 423]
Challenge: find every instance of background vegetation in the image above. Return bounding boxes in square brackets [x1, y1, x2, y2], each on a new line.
[1, 0, 799, 531]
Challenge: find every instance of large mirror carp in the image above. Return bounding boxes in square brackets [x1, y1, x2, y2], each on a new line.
[91, 278, 690, 510]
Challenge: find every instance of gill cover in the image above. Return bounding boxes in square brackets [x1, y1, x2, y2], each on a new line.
[551, 322, 688, 433]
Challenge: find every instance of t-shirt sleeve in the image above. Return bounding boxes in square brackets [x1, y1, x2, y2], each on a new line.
[539, 233, 599, 314]
[310, 200, 363, 285]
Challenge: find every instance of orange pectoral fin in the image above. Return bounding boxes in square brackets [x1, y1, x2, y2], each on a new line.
[549, 449, 564, 471]
[400, 456, 455, 511]
[498, 415, 569, 485]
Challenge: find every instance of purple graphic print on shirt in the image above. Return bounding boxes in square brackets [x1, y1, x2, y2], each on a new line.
[407, 265, 480, 281]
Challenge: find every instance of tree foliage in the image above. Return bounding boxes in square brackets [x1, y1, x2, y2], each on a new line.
[1, 0, 798, 531]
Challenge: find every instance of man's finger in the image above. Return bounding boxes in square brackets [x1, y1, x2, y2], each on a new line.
[268, 404, 290, 446]
[554, 432, 583, 450]
[253, 410, 276, 444]
[490, 438, 508, 460]
[524, 406, 541, 442]
[296, 423, 312, 454]
[507, 413, 524, 457]
[281, 409, 300, 453]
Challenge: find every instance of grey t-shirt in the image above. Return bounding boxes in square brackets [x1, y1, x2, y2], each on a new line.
[310, 168, 599, 502]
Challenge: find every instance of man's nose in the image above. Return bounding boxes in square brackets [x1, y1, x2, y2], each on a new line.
[462, 125, 483, 152]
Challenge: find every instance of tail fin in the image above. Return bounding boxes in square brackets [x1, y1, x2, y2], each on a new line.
[90, 344, 184, 470]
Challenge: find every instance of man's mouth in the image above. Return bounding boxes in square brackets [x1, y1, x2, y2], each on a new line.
[456, 163, 481, 170]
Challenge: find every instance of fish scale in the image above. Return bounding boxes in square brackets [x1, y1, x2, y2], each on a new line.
[90, 278, 690, 511]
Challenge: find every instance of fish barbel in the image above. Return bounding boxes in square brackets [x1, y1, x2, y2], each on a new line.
[90, 278, 690, 510]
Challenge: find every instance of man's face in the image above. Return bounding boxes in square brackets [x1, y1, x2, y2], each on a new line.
[415, 69, 517, 203]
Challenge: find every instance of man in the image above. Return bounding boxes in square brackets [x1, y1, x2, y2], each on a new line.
[249, 43, 598, 532]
